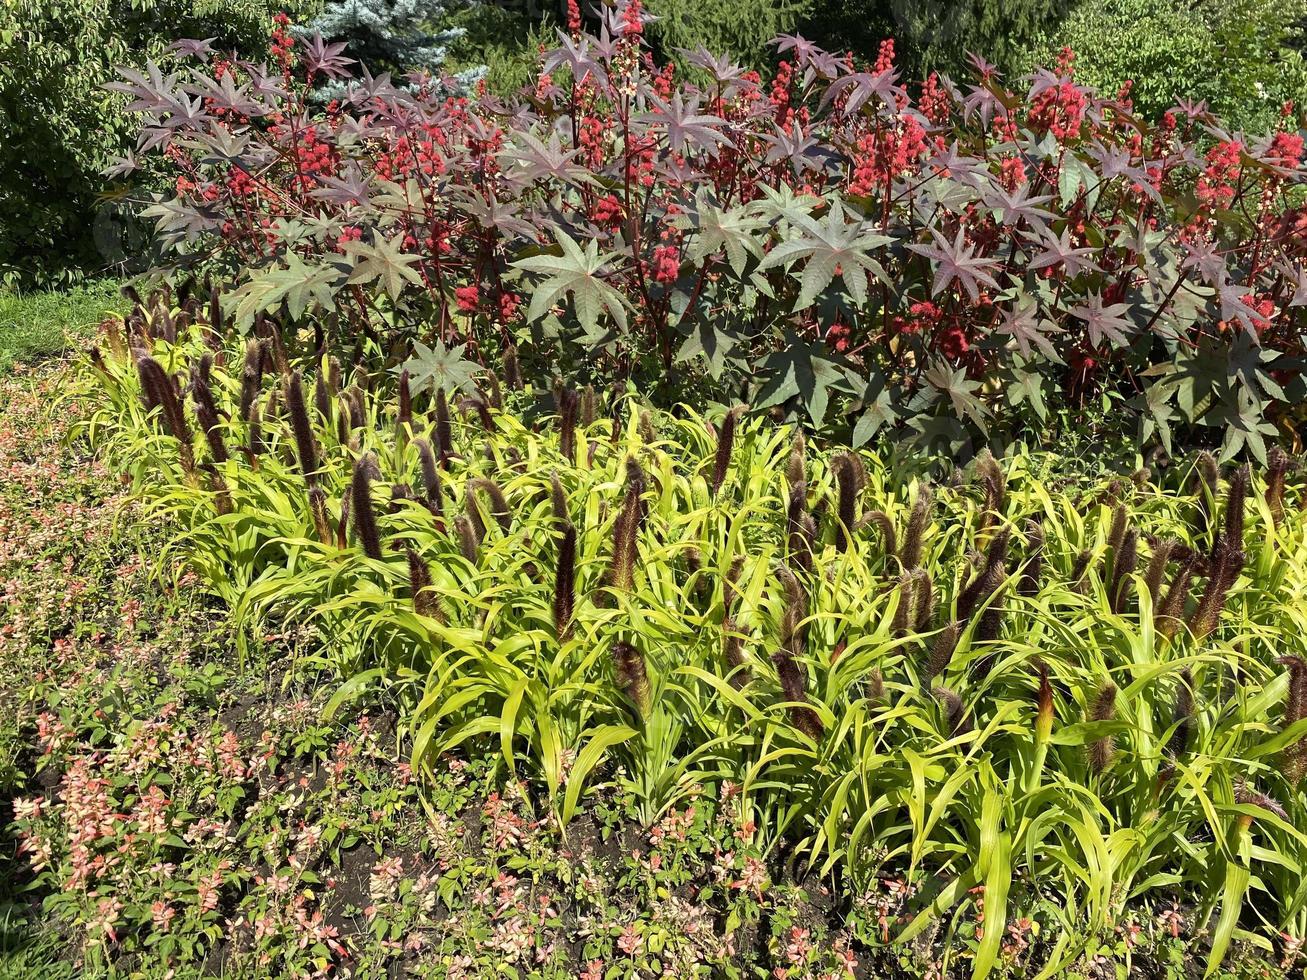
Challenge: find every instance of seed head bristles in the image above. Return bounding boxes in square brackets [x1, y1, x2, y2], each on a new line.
[136, 355, 195, 477]
[204, 465, 233, 515]
[101, 316, 128, 361]
[1167, 668, 1194, 758]
[722, 555, 749, 687]
[865, 511, 897, 563]
[485, 374, 503, 411]
[612, 641, 653, 721]
[1105, 503, 1128, 573]
[891, 573, 914, 637]
[1035, 660, 1054, 740]
[398, 369, 413, 429]
[638, 410, 656, 445]
[156, 305, 175, 344]
[327, 356, 342, 396]
[246, 398, 264, 464]
[1156, 555, 1198, 639]
[285, 371, 319, 486]
[933, 686, 970, 736]
[772, 642, 823, 741]
[785, 432, 806, 490]
[1144, 539, 1176, 607]
[454, 514, 479, 563]
[463, 480, 486, 542]
[900, 484, 933, 570]
[260, 320, 290, 378]
[912, 569, 936, 633]
[868, 667, 885, 701]
[1087, 681, 1117, 775]
[976, 449, 1006, 530]
[1278, 655, 1307, 784]
[504, 345, 522, 390]
[351, 362, 372, 394]
[1018, 517, 1044, 598]
[407, 548, 442, 621]
[336, 493, 350, 550]
[346, 387, 365, 433]
[550, 471, 570, 525]
[1234, 781, 1289, 824]
[975, 567, 1008, 647]
[413, 437, 443, 517]
[468, 478, 511, 534]
[712, 405, 746, 498]
[191, 355, 228, 465]
[607, 458, 646, 592]
[435, 388, 452, 465]
[464, 396, 494, 433]
[1069, 549, 1093, 594]
[1187, 546, 1245, 640]
[554, 522, 577, 639]
[957, 528, 1009, 621]
[238, 339, 262, 422]
[314, 374, 333, 426]
[1218, 464, 1249, 559]
[559, 388, 579, 462]
[1109, 528, 1138, 615]
[775, 563, 807, 658]
[335, 395, 351, 445]
[580, 385, 597, 426]
[1267, 447, 1290, 527]
[831, 453, 862, 552]
[350, 452, 384, 560]
[308, 486, 333, 545]
[390, 483, 415, 514]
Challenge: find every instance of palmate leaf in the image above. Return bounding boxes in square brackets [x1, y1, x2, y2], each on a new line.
[511, 229, 628, 338]
[908, 227, 1001, 302]
[753, 331, 853, 426]
[227, 252, 340, 332]
[1004, 360, 1048, 421]
[920, 361, 990, 434]
[758, 202, 892, 310]
[401, 339, 480, 396]
[343, 231, 424, 301]
[994, 297, 1063, 361]
[676, 319, 746, 381]
[678, 192, 767, 276]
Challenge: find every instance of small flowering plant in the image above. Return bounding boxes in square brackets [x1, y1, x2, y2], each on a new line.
[109, 6, 1307, 456]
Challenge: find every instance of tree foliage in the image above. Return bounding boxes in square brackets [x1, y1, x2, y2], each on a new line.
[1022, 0, 1307, 131]
[0, 0, 319, 287]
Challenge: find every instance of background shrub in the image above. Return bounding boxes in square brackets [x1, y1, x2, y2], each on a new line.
[1022, 0, 1307, 132]
[0, 0, 319, 288]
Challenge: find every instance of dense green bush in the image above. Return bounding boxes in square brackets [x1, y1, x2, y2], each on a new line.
[1021, 0, 1307, 130]
[0, 0, 318, 287]
[82, 305, 1307, 975]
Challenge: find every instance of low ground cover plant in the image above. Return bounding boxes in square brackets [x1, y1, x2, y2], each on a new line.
[111, 4, 1307, 457]
[76, 300, 1307, 976]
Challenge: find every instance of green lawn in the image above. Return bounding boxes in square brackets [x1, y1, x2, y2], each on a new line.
[0, 282, 124, 374]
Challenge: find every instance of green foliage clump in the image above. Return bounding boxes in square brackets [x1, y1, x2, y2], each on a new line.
[802, 0, 1071, 76]
[82, 306, 1307, 977]
[0, 0, 317, 288]
[1023, 0, 1307, 130]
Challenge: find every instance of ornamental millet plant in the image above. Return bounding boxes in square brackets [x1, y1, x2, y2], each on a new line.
[109, 6, 1307, 456]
